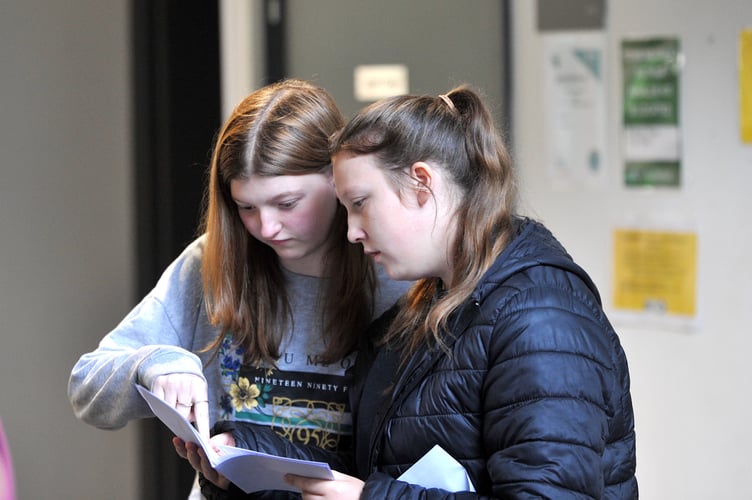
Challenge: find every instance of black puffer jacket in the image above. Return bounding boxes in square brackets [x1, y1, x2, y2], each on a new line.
[217, 218, 638, 499]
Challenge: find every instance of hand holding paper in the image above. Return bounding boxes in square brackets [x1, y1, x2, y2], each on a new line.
[150, 372, 211, 443]
[136, 385, 334, 493]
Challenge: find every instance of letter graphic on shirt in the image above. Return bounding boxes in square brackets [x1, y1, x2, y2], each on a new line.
[217, 333, 355, 452]
[233, 366, 352, 451]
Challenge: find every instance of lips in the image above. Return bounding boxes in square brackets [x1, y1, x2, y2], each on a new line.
[365, 250, 381, 261]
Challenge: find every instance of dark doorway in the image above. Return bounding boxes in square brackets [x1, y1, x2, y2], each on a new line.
[131, 1, 221, 498]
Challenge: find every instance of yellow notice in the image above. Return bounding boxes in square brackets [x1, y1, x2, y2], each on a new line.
[613, 229, 697, 316]
[741, 29, 752, 143]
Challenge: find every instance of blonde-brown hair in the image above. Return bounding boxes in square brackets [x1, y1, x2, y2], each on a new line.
[330, 85, 516, 354]
[201, 79, 376, 365]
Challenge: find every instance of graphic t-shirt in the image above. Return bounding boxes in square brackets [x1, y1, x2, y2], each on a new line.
[215, 269, 358, 453]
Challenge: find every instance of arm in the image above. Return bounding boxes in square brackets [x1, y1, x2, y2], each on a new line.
[67, 294, 206, 429]
[68, 239, 210, 430]
[482, 284, 620, 498]
[290, 471, 480, 500]
[360, 473, 479, 500]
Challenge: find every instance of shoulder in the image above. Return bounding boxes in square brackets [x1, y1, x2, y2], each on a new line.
[174, 235, 206, 272]
[150, 236, 205, 300]
[165, 235, 205, 277]
[478, 261, 608, 339]
[468, 229, 615, 364]
[475, 218, 603, 320]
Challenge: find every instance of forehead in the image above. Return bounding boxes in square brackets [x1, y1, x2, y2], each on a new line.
[230, 173, 330, 202]
[333, 154, 383, 186]
[333, 154, 409, 202]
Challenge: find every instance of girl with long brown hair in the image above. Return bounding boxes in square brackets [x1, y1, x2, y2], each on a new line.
[69, 80, 409, 497]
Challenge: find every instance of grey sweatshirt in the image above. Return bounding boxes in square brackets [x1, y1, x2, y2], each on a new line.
[68, 235, 409, 441]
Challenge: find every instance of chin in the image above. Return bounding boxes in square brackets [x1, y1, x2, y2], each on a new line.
[381, 265, 413, 282]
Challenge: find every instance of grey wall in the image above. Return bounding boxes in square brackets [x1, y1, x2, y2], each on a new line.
[284, 0, 508, 119]
[513, 1, 752, 498]
[0, 1, 138, 498]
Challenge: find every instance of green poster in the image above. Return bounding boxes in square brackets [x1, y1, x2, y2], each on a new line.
[622, 38, 682, 187]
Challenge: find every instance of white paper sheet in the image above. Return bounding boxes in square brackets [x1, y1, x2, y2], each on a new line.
[397, 444, 476, 492]
[136, 385, 334, 493]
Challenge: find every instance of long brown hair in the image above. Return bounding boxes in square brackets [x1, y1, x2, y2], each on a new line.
[201, 79, 376, 365]
[330, 85, 516, 354]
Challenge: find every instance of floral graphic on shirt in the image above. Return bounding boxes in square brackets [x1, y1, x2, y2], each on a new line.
[219, 335, 244, 378]
[218, 333, 250, 419]
[219, 394, 233, 418]
[229, 376, 261, 412]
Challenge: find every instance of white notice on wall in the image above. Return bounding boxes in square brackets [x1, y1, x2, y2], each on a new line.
[354, 64, 409, 102]
[542, 31, 608, 190]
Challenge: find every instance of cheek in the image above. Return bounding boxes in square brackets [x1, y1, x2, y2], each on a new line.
[238, 211, 261, 237]
[282, 212, 312, 235]
[287, 205, 335, 240]
[364, 197, 404, 239]
[362, 210, 399, 246]
[302, 196, 339, 235]
[384, 220, 413, 251]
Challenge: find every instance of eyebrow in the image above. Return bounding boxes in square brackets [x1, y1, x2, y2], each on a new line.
[232, 190, 305, 206]
[335, 185, 361, 200]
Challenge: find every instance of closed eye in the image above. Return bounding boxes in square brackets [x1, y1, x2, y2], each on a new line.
[279, 198, 300, 209]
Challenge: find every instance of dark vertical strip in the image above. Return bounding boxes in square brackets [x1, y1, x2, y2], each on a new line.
[132, 0, 159, 290]
[131, 0, 221, 498]
[501, 0, 514, 149]
[264, 0, 287, 83]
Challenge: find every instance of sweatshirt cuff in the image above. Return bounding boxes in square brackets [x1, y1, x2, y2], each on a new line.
[137, 346, 205, 390]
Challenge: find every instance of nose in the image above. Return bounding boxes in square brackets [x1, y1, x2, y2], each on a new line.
[346, 217, 366, 244]
[258, 210, 282, 239]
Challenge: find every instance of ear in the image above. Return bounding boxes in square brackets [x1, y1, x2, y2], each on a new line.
[410, 161, 435, 207]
